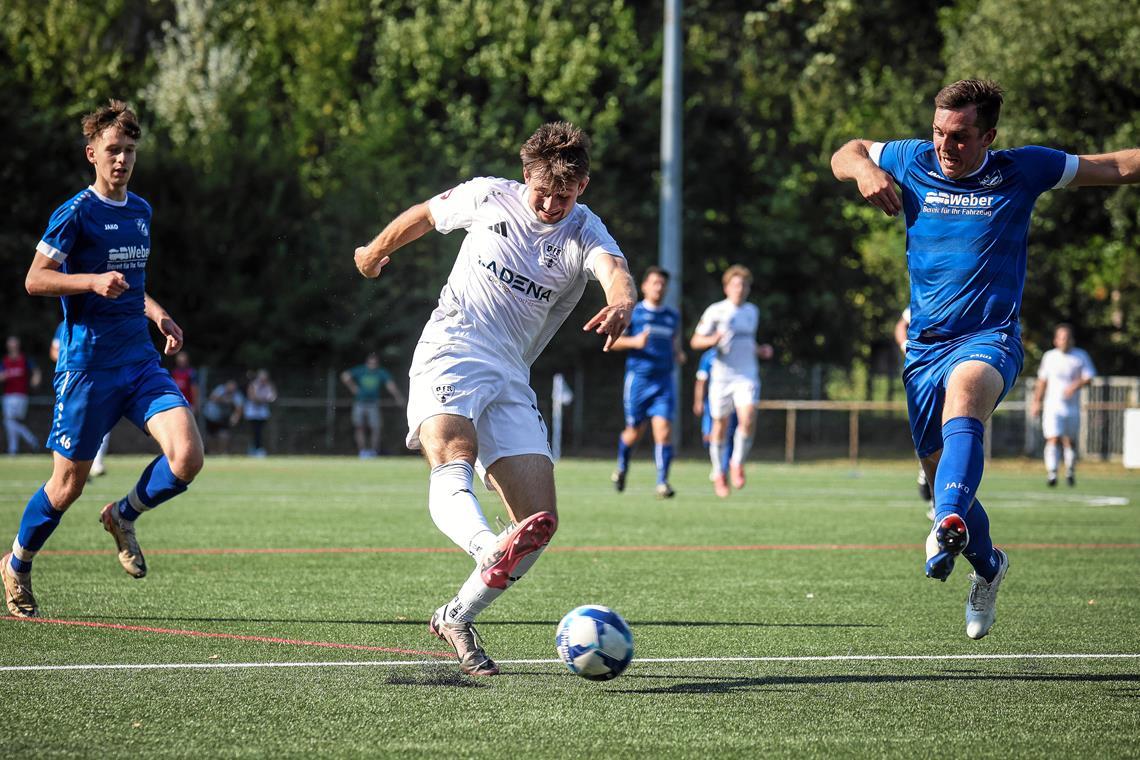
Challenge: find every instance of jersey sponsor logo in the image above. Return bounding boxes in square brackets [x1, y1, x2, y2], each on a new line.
[923, 191, 995, 207]
[136, 219, 149, 236]
[477, 257, 554, 301]
[488, 221, 508, 237]
[539, 242, 563, 268]
[104, 223, 119, 230]
[107, 245, 150, 269]
[434, 384, 455, 403]
[979, 170, 1003, 188]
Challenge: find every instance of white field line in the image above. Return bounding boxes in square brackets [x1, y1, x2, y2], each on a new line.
[2, 653, 1139, 673]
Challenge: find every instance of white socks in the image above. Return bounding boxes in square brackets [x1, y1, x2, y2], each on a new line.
[1044, 442, 1059, 477]
[709, 441, 724, 475]
[1063, 445, 1076, 476]
[429, 461, 495, 560]
[730, 428, 754, 466]
[440, 527, 549, 624]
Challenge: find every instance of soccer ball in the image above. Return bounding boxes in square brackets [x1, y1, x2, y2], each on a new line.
[555, 605, 634, 681]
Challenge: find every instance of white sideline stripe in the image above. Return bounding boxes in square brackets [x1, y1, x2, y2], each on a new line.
[2, 653, 1138, 673]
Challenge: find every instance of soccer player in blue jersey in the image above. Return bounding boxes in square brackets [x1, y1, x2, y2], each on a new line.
[609, 266, 684, 498]
[1, 101, 204, 618]
[832, 79, 1140, 639]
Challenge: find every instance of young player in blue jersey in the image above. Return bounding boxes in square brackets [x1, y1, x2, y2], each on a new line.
[608, 267, 684, 498]
[693, 347, 736, 479]
[1, 101, 204, 618]
[833, 79, 1140, 639]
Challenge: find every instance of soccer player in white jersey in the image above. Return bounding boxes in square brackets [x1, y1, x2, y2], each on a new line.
[690, 265, 773, 498]
[1030, 324, 1096, 487]
[353, 122, 636, 676]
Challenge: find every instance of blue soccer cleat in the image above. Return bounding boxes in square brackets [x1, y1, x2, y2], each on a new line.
[925, 513, 970, 581]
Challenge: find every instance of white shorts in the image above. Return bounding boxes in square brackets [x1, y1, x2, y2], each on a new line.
[406, 342, 551, 480]
[1042, 409, 1079, 440]
[708, 377, 759, 419]
[3, 394, 29, 421]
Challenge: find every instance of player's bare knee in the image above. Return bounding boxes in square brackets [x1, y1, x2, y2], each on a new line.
[169, 445, 204, 482]
[47, 472, 85, 509]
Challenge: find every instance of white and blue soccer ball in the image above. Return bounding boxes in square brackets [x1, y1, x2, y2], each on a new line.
[555, 605, 634, 681]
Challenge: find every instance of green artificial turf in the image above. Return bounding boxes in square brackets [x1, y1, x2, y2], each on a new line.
[1, 455, 1137, 758]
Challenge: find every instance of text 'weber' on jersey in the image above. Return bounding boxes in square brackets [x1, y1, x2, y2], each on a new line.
[36, 187, 158, 371]
[871, 140, 1078, 343]
[423, 177, 625, 367]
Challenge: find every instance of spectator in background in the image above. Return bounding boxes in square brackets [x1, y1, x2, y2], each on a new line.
[244, 369, 277, 457]
[340, 352, 406, 458]
[1030, 323, 1097, 487]
[203, 380, 243, 454]
[170, 352, 199, 412]
[3, 336, 42, 455]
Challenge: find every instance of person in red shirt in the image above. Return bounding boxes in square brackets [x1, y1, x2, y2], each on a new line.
[170, 352, 199, 411]
[3, 336, 42, 455]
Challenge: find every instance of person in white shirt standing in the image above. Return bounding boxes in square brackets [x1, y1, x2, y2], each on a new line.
[690, 265, 773, 498]
[353, 122, 636, 676]
[1030, 323, 1096, 487]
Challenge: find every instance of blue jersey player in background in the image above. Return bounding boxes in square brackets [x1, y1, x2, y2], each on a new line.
[693, 347, 736, 479]
[2, 101, 204, 618]
[833, 79, 1140, 640]
[609, 267, 684, 498]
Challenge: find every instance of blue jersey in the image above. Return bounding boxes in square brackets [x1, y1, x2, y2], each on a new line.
[873, 140, 1077, 342]
[36, 187, 158, 371]
[624, 301, 680, 376]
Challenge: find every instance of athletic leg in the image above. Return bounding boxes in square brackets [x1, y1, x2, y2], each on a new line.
[651, 416, 675, 497]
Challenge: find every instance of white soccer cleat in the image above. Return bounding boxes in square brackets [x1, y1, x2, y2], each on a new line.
[99, 502, 147, 579]
[2, 553, 38, 618]
[965, 548, 1009, 640]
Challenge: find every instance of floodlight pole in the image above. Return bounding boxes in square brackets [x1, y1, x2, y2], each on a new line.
[660, 0, 684, 436]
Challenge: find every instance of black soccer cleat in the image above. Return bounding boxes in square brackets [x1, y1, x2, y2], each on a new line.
[611, 470, 627, 493]
[925, 513, 970, 582]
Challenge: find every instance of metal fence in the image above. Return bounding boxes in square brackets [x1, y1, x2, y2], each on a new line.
[18, 368, 1138, 462]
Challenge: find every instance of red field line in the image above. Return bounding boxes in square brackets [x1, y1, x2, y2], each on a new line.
[37, 542, 1140, 558]
[2, 617, 453, 658]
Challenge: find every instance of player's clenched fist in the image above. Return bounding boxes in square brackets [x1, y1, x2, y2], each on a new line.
[354, 246, 390, 279]
[92, 271, 129, 298]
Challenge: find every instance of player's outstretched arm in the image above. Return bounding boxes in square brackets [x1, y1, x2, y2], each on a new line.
[1069, 149, 1140, 188]
[831, 139, 902, 216]
[144, 293, 183, 355]
[354, 202, 436, 279]
[583, 253, 636, 352]
[25, 251, 128, 298]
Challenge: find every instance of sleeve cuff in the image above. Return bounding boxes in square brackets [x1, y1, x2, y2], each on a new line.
[868, 142, 886, 167]
[36, 240, 67, 263]
[1053, 154, 1079, 189]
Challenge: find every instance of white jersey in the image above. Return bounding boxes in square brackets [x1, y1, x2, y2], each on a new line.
[423, 177, 623, 368]
[1037, 348, 1096, 415]
[694, 299, 760, 382]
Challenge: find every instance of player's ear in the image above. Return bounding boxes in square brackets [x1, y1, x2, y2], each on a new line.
[85, 142, 96, 165]
[576, 175, 590, 196]
[981, 128, 997, 149]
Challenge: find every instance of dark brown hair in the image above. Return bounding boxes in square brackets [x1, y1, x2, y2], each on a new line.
[519, 122, 590, 192]
[82, 99, 141, 143]
[934, 79, 1004, 133]
[643, 265, 670, 282]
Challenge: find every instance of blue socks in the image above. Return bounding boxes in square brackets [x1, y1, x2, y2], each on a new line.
[933, 417, 985, 522]
[616, 438, 632, 475]
[10, 487, 62, 573]
[118, 455, 189, 521]
[962, 498, 1000, 582]
[655, 444, 673, 485]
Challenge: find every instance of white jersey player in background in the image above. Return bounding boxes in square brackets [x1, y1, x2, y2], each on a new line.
[354, 122, 636, 676]
[895, 307, 935, 519]
[1030, 323, 1096, 487]
[691, 265, 773, 498]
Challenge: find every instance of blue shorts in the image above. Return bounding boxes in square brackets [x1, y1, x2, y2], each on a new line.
[623, 371, 675, 427]
[903, 331, 1023, 459]
[49, 357, 189, 461]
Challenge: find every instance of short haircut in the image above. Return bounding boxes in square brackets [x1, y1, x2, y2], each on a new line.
[519, 121, 590, 192]
[82, 99, 141, 143]
[1054, 322, 1075, 336]
[642, 265, 670, 282]
[934, 79, 1004, 133]
[722, 264, 753, 287]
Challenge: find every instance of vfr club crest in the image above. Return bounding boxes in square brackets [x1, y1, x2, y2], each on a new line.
[539, 242, 563, 268]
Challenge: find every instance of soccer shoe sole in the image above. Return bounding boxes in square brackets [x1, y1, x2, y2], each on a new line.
[1, 553, 39, 618]
[99, 503, 148, 579]
[966, 549, 1010, 640]
[479, 511, 557, 591]
[925, 513, 969, 582]
[428, 613, 500, 676]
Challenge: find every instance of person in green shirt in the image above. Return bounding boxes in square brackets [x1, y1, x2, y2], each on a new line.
[340, 352, 406, 457]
